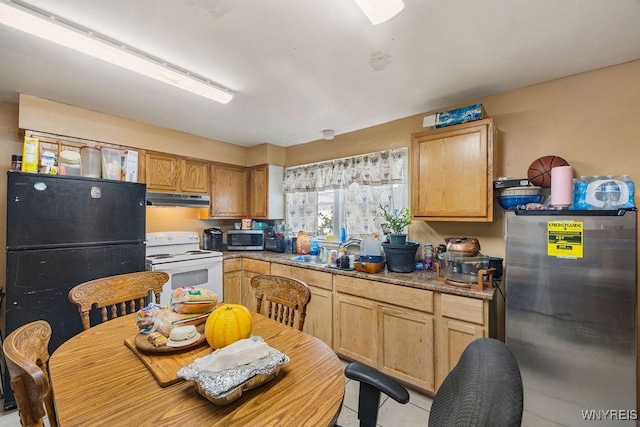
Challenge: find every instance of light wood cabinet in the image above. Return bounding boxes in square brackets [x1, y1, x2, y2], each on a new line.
[248, 164, 284, 219]
[270, 264, 333, 347]
[334, 293, 378, 366]
[223, 259, 242, 304]
[379, 304, 435, 392]
[240, 259, 270, 312]
[435, 293, 488, 389]
[334, 275, 436, 391]
[210, 162, 248, 218]
[145, 152, 208, 194]
[411, 118, 495, 222]
[224, 257, 494, 395]
[145, 152, 179, 192]
[181, 158, 209, 193]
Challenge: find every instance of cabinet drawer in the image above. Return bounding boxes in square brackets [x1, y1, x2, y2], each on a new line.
[270, 264, 333, 291]
[223, 258, 242, 272]
[242, 259, 270, 274]
[440, 294, 484, 325]
[335, 276, 433, 314]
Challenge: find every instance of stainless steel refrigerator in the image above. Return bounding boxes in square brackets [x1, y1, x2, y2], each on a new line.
[3, 172, 147, 409]
[505, 209, 637, 426]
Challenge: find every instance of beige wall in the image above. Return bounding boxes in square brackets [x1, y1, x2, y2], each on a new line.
[285, 59, 640, 259]
[247, 143, 287, 167]
[2, 59, 640, 258]
[18, 94, 248, 166]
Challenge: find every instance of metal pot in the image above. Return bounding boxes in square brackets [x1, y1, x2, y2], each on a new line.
[444, 237, 481, 256]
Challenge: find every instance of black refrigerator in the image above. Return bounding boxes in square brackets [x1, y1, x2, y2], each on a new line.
[3, 172, 146, 409]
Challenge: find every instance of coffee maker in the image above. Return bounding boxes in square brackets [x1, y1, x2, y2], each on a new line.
[203, 227, 224, 251]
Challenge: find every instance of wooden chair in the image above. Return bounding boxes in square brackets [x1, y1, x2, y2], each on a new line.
[3, 320, 58, 427]
[250, 274, 311, 330]
[68, 271, 169, 330]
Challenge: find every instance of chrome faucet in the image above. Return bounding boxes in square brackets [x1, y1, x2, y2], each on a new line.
[339, 238, 362, 254]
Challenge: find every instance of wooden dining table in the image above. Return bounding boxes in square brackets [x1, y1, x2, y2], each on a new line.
[49, 313, 345, 426]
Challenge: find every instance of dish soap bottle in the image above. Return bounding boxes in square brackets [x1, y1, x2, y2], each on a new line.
[340, 223, 347, 243]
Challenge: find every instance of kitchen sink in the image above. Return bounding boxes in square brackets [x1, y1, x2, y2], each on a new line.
[290, 255, 326, 265]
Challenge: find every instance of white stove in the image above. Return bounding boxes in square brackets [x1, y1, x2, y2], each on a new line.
[145, 231, 223, 304]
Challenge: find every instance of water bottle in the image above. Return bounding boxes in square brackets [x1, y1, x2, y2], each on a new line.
[600, 175, 621, 209]
[340, 223, 347, 243]
[621, 175, 636, 208]
[573, 176, 589, 210]
[309, 238, 319, 256]
[423, 244, 434, 271]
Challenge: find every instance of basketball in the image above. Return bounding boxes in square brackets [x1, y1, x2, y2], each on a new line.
[527, 155, 570, 188]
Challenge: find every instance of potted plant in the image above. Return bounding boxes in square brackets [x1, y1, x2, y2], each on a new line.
[379, 204, 412, 245]
[378, 205, 419, 273]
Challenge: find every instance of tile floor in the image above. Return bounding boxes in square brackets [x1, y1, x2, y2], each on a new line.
[0, 358, 433, 427]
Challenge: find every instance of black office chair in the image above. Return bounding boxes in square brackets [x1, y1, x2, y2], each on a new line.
[429, 338, 523, 426]
[344, 338, 523, 427]
[343, 362, 410, 427]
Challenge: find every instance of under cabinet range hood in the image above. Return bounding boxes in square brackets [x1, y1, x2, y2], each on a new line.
[146, 192, 210, 208]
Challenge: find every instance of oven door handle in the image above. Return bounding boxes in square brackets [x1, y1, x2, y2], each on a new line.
[148, 257, 222, 273]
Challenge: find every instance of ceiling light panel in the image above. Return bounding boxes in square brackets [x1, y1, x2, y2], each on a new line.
[352, 0, 405, 25]
[0, 0, 233, 104]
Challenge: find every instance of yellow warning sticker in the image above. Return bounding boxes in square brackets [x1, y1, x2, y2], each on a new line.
[547, 221, 583, 258]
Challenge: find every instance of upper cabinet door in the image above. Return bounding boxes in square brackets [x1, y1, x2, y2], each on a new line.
[145, 153, 209, 194]
[210, 163, 248, 218]
[145, 152, 179, 192]
[248, 164, 268, 218]
[181, 158, 209, 194]
[411, 119, 494, 222]
[248, 164, 284, 219]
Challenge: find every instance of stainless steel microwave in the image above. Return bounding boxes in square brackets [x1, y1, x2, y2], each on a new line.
[226, 229, 266, 250]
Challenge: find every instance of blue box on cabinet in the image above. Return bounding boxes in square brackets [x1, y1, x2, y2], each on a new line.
[432, 103, 486, 128]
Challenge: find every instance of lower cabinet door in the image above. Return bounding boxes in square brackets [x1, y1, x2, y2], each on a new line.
[436, 318, 485, 390]
[334, 293, 377, 366]
[241, 272, 259, 312]
[378, 304, 435, 393]
[222, 270, 242, 304]
[302, 286, 333, 347]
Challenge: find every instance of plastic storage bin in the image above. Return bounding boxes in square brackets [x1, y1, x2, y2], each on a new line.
[81, 146, 101, 178]
[101, 147, 123, 180]
[58, 150, 82, 176]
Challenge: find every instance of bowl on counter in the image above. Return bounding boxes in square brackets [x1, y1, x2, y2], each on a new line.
[354, 261, 386, 274]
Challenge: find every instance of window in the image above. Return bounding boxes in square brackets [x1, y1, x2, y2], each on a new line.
[283, 148, 408, 239]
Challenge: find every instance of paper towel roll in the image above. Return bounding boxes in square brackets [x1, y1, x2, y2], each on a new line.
[551, 166, 573, 207]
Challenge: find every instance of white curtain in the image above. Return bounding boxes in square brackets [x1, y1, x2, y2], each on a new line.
[285, 192, 318, 232]
[283, 149, 406, 191]
[284, 148, 407, 235]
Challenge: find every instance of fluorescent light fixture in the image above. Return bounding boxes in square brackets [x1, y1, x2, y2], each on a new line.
[352, 0, 405, 25]
[0, 0, 233, 104]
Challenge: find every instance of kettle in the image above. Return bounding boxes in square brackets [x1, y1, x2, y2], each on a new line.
[203, 227, 224, 251]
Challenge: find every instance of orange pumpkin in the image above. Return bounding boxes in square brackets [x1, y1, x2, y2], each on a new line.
[204, 304, 252, 349]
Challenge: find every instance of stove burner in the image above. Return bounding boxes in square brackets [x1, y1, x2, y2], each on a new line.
[186, 250, 209, 254]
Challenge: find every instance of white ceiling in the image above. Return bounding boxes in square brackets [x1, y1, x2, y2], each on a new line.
[1, 0, 640, 148]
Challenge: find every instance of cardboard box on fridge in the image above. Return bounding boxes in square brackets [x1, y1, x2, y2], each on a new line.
[423, 103, 486, 128]
[123, 150, 138, 182]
